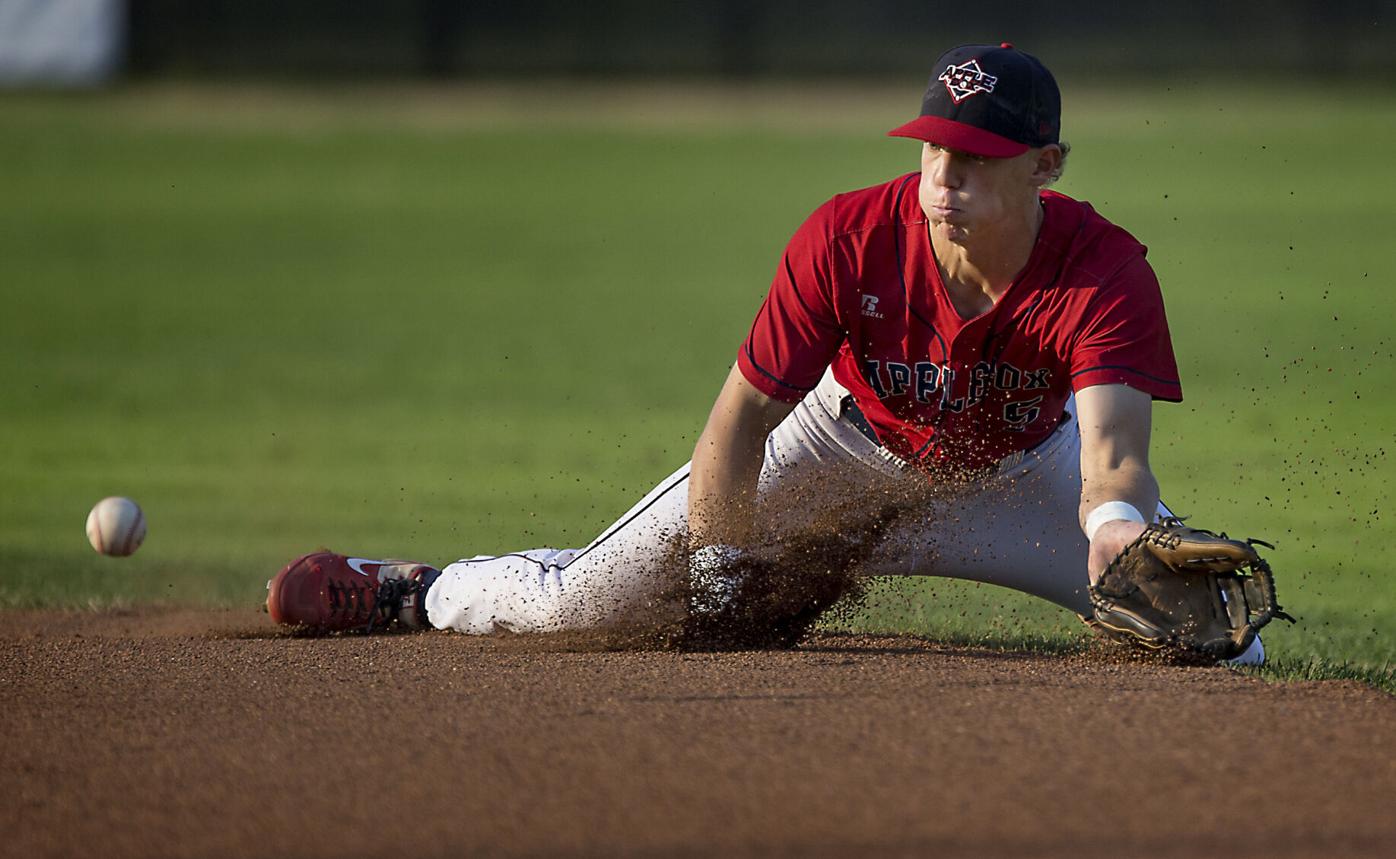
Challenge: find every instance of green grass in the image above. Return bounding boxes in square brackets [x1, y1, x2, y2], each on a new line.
[1, 82, 1392, 690]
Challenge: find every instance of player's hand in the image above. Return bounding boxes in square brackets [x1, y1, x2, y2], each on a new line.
[688, 544, 748, 616]
[1087, 518, 1148, 584]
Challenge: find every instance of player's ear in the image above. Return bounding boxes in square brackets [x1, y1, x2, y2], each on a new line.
[1028, 144, 1063, 187]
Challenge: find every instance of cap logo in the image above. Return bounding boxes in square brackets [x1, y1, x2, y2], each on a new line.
[939, 59, 997, 104]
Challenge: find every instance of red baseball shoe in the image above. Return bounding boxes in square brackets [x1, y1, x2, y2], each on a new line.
[266, 551, 441, 633]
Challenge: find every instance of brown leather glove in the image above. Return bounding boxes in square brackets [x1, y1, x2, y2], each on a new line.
[1085, 520, 1295, 663]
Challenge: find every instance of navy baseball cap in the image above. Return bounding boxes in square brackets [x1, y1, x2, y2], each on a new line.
[888, 42, 1061, 158]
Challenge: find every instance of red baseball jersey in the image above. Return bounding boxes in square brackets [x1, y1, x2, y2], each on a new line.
[737, 173, 1181, 475]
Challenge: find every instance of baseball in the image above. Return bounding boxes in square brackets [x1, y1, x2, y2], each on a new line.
[85, 496, 147, 557]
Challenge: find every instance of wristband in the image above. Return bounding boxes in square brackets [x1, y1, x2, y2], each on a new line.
[1084, 501, 1145, 542]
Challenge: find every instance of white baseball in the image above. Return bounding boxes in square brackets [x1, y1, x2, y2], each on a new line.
[85, 497, 147, 557]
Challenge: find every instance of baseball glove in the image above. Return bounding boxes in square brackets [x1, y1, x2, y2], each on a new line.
[1085, 519, 1295, 663]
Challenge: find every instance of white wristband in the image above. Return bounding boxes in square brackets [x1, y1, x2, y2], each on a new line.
[1084, 501, 1145, 542]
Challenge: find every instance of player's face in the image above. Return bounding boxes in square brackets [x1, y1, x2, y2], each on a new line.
[919, 143, 1049, 244]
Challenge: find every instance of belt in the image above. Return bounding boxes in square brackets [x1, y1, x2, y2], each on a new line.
[840, 395, 883, 446]
[838, 395, 1068, 476]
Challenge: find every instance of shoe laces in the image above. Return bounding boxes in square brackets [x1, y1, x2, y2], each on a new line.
[371, 578, 422, 631]
[330, 576, 427, 632]
[325, 577, 378, 627]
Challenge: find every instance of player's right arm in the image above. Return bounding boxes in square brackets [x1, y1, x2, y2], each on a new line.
[690, 195, 843, 549]
[688, 363, 798, 548]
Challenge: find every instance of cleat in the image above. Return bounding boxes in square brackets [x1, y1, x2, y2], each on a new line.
[266, 551, 440, 633]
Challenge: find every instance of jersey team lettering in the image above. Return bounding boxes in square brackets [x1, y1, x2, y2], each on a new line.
[939, 59, 997, 103]
[862, 359, 1049, 429]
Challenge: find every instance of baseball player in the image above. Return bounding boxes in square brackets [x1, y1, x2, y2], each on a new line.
[267, 43, 1267, 664]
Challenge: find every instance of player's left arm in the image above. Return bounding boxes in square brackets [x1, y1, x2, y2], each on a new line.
[1074, 383, 1159, 582]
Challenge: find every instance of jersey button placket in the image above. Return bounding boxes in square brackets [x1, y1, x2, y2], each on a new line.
[941, 315, 994, 414]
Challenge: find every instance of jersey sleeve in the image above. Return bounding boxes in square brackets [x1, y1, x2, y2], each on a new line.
[1069, 254, 1183, 402]
[736, 199, 847, 402]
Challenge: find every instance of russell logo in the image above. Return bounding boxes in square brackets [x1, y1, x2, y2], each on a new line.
[861, 294, 885, 319]
[939, 59, 997, 104]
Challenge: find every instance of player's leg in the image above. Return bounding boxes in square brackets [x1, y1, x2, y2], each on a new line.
[265, 362, 909, 635]
[424, 372, 911, 634]
[424, 464, 691, 633]
[866, 430, 1266, 666]
[860, 416, 1099, 614]
[733, 372, 1106, 613]
[847, 405, 1177, 617]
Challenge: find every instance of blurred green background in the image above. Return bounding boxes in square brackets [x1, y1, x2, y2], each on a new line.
[1, 81, 1392, 688]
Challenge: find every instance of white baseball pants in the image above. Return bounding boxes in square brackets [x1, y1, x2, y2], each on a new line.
[425, 369, 1163, 634]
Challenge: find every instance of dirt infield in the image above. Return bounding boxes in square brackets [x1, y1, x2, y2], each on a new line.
[3, 609, 1392, 858]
